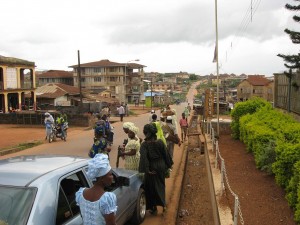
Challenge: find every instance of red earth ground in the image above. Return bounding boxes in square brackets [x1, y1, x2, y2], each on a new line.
[0, 124, 297, 225]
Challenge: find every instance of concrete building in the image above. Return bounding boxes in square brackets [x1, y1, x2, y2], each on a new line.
[237, 75, 273, 102]
[69, 59, 146, 104]
[37, 70, 74, 86]
[0, 56, 36, 113]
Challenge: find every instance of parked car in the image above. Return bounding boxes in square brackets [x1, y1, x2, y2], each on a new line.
[0, 155, 146, 225]
[193, 98, 203, 110]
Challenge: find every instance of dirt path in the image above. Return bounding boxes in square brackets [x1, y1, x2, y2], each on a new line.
[217, 134, 296, 225]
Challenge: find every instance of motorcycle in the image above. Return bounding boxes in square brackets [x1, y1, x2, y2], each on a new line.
[52, 122, 68, 142]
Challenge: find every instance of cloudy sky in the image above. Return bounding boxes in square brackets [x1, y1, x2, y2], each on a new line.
[0, 0, 297, 76]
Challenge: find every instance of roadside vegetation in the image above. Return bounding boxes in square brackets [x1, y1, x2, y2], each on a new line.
[230, 97, 300, 223]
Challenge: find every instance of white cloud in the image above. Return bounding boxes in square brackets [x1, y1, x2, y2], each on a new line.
[0, 0, 296, 76]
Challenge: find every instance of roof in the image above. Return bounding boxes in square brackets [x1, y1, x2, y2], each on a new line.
[246, 75, 272, 86]
[80, 92, 119, 104]
[35, 83, 79, 99]
[37, 70, 73, 78]
[0, 155, 87, 186]
[69, 59, 145, 68]
[0, 55, 35, 67]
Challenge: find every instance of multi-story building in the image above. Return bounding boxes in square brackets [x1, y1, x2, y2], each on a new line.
[237, 75, 273, 102]
[0, 56, 36, 113]
[37, 70, 74, 86]
[69, 59, 145, 104]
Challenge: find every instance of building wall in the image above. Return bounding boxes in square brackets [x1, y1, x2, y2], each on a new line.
[237, 80, 274, 102]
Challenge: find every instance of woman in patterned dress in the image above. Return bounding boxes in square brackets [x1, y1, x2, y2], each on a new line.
[119, 123, 140, 170]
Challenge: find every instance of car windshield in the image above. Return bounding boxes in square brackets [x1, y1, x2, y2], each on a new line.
[0, 186, 36, 225]
[193, 99, 201, 104]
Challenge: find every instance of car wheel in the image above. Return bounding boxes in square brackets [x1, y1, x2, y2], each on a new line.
[129, 188, 146, 224]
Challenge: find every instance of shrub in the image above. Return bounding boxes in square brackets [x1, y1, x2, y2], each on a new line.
[230, 97, 269, 139]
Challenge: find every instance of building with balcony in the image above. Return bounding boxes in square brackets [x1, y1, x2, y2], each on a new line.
[237, 75, 273, 102]
[0, 56, 36, 113]
[37, 70, 74, 86]
[69, 59, 145, 104]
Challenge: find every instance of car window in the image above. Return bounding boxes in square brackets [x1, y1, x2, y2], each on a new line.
[56, 170, 89, 225]
[0, 186, 36, 225]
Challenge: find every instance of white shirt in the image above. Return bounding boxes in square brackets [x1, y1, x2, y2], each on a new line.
[117, 106, 125, 115]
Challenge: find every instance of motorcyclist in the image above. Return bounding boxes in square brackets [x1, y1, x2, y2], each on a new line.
[56, 113, 66, 141]
[44, 112, 54, 140]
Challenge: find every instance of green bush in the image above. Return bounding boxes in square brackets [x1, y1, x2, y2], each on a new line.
[287, 160, 300, 210]
[273, 142, 300, 188]
[232, 97, 300, 223]
[230, 97, 269, 139]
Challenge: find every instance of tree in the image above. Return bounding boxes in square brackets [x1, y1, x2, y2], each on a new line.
[277, 1, 300, 70]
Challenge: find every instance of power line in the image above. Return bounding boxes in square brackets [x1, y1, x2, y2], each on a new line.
[220, 0, 262, 68]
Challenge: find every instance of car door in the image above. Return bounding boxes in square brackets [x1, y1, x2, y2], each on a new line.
[56, 168, 90, 225]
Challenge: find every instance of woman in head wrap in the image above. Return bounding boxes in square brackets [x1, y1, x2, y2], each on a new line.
[76, 154, 117, 225]
[139, 124, 173, 215]
[119, 123, 140, 170]
[150, 113, 167, 147]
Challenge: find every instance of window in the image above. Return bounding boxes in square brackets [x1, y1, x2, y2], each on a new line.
[94, 68, 102, 73]
[110, 77, 117, 82]
[94, 77, 101, 82]
[56, 170, 89, 225]
[109, 68, 117, 72]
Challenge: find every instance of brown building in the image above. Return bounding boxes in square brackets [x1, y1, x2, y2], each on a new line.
[69, 59, 146, 104]
[237, 75, 273, 102]
[37, 70, 74, 86]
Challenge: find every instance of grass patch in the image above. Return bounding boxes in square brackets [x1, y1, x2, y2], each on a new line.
[1, 141, 43, 151]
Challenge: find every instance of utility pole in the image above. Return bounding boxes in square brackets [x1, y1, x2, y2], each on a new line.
[214, 0, 220, 136]
[77, 50, 83, 110]
[284, 69, 292, 112]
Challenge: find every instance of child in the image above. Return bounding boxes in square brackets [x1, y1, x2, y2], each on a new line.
[179, 113, 188, 142]
[89, 126, 111, 158]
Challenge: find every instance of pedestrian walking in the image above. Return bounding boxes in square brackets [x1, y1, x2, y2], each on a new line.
[149, 109, 155, 122]
[179, 113, 188, 142]
[162, 116, 181, 158]
[151, 114, 167, 147]
[117, 104, 125, 122]
[139, 124, 173, 215]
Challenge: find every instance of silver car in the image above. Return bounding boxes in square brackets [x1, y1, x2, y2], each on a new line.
[0, 155, 146, 225]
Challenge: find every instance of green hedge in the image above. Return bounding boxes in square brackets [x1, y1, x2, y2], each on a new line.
[233, 98, 300, 223]
[230, 97, 269, 139]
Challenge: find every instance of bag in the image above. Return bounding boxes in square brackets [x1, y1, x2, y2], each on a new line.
[165, 133, 180, 144]
[163, 124, 180, 144]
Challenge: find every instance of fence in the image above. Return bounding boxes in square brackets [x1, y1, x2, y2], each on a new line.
[205, 121, 245, 225]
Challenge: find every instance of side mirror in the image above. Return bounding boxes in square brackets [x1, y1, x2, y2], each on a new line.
[118, 176, 130, 186]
